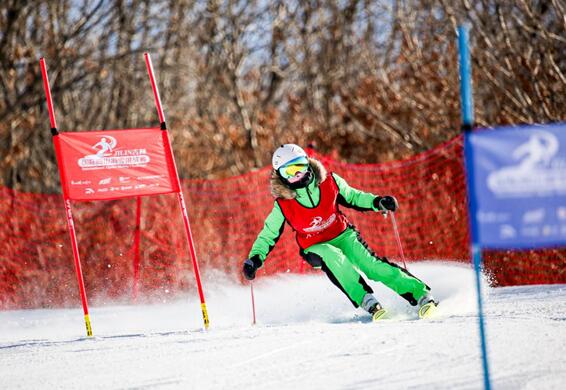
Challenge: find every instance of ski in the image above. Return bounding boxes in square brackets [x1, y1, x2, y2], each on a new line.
[418, 301, 438, 319]
[371, 308, 388, 321]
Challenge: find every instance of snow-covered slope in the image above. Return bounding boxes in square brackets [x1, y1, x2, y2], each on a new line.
[1, 262, 565, 389]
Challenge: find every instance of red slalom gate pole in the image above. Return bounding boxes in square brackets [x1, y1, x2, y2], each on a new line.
[177, 190, 210, 329]
[60, 197, 93, 337]
[144, 53, 166, 126]
[40, 58, 93, 337]
[389, 211, 408, 269]
[144, 52, 210, 330]
[132, 196, 142, 301]
[39, 58, 58, 131]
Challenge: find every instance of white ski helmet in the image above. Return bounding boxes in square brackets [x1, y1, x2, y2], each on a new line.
[272, 144, 308, 170]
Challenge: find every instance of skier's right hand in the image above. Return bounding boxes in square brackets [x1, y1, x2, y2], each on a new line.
[243, 256, 262, 280]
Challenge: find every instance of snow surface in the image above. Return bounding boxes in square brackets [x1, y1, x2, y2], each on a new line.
[1, 262, 565, 389]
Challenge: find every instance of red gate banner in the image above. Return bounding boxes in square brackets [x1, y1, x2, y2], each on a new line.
[54, 128, 180, 201]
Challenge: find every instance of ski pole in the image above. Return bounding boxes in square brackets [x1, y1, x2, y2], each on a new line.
[389, 211, 408, 269]
[250, 282, 257, 325]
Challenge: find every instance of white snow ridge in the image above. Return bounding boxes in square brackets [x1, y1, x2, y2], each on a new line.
[1, 262, 565, 389]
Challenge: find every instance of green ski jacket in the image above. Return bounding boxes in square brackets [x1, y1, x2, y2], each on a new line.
[248, 158, 382, 264]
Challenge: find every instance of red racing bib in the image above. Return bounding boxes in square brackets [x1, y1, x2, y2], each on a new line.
[277, 174, 348, 249]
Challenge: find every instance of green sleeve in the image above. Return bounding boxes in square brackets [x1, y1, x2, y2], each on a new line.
[332, 172, 380, 212]
[248, 201, 286, 264]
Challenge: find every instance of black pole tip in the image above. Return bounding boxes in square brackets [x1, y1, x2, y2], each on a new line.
[461, 123, 474, 132]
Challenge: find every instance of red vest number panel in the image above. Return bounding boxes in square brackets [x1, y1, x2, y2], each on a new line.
[277, 174, 348, 249]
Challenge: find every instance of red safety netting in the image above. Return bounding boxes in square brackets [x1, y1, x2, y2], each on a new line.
[1, 135, 565, 309]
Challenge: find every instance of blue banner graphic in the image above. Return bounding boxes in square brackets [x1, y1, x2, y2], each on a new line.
[466, 122, 566, 249]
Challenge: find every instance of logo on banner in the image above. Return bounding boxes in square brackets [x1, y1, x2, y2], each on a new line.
[487, 131, 566, 197]
[93, 136, 117, 156]
[78, 135, 150, 170]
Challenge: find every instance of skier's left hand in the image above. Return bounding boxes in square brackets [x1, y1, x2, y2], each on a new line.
[374, 195, 398, 212]
[242, 256, 262, 280]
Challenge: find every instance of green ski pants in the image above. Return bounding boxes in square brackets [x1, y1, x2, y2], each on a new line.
[302, 227, 429, 307]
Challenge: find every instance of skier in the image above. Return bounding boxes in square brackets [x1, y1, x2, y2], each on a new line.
[242, 144, 438, 320]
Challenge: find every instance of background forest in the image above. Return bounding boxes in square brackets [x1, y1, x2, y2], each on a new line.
[1, 0, 565, 193]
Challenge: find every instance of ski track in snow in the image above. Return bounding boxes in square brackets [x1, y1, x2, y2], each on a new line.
[1, 262, 565, 389]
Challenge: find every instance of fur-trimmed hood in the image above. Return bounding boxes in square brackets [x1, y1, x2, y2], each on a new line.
[270, 157, 327, 199]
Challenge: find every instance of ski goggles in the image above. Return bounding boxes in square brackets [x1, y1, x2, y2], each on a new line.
[278, 157, 309, 179]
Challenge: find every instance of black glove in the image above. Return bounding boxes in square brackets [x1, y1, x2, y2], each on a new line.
[242, 256, 262, 280]
[374, 195, 398, 212]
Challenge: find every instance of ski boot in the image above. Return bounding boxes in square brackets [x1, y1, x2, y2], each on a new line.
[362, 293, 387, 321]
[369, 302, 387, 321]
[417, 293, 439, 319]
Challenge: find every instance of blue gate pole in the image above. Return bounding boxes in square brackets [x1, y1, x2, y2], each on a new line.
[458, 25, 474, 131]
[458, 24, 492, 390]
